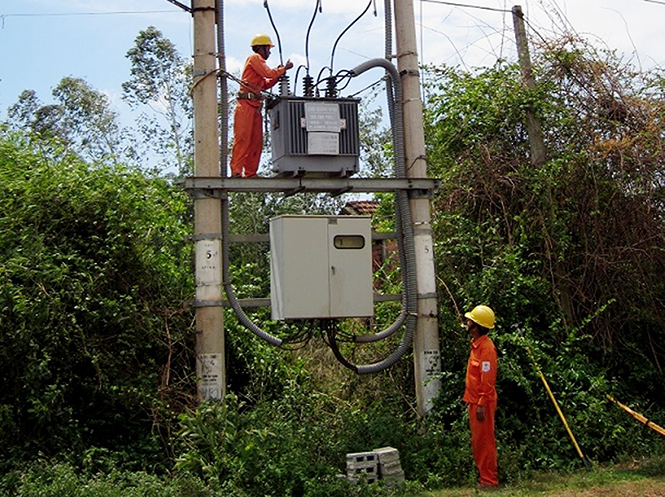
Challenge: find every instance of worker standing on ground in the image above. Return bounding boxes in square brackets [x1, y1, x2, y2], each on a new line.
[229, 34, 293, 178]
[462, 305, 499, 489]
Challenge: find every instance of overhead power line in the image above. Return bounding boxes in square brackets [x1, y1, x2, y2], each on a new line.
[163, 0, 192, 13]
[419, 0, 511, 13]
[1, 10, 179, 19]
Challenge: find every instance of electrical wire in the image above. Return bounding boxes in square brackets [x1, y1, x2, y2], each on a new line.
[218, 69, 274, 98]
[329, 0, 375, 75]
[348, 77, 386, 98]
[163, 0, 191, 13]
[293, 64, 307, 96]
[263, 0, 284, 66]
[314, 66, 333, 88]
[305, 0, 322, 73]
[419, 0, 510, 13]
[333, 70, 354, 92]
[0, 10, 177, 18]
[278, 320, 316, 350]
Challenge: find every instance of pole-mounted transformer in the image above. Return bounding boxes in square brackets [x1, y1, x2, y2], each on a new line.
[268, 96, 360, 177]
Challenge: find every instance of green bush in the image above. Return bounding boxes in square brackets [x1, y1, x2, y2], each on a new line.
[0, 132, 194, 468]
[0, 462, 210, 497]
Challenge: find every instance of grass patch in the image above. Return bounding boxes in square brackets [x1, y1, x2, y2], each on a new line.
[423, 460, 665, 496]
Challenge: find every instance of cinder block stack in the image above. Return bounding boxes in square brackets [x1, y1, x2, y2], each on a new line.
[345, 451, 379, 484]
[374, 446, 405, 487]
[342, 447, 404, 487]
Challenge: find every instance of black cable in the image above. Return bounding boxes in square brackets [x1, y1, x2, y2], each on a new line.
[329, 0, 374, 75]
[305, 0, 322, 73]
[348, 77, 386, 98]
[419, 0, 510, 13]
[314, 66, 333, 88]
[334, 70, 355, 91]
[326, 322, 359, 373]
[263, 0, 284, 65]
[279, 321, 314, 349]
[293, 64, 306, 96]
[164, 0, 191, 13]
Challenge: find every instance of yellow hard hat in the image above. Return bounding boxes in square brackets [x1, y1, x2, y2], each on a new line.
[465, 305, 495, 329]
[251, 34, 274, 47]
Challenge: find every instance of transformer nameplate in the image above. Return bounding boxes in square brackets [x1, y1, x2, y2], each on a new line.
[308, 132, 339, 155]
[304, 102, 341, 132]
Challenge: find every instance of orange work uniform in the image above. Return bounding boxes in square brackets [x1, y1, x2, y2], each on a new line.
[463, 334, 499, 487]
[229, 52, 287, 178]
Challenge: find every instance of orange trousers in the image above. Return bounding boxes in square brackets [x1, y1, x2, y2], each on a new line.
[230, 101, 263, 177]
[469, 403, 498, 487]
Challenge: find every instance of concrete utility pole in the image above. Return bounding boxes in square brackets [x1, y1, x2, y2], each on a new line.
[512, 5, 547, 167]
[192, 0, 225, 401]
[393, 0, 441, 416]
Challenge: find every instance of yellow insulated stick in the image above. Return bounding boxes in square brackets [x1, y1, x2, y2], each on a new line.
[526, 346, 590, 468]
[607, 395, 665, 438]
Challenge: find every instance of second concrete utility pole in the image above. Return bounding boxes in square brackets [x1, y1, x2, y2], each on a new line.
[393, 0, 442, 416]
[512, 5, 546, 167]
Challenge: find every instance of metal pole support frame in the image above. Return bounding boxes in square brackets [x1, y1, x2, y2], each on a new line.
[182, 176, 440, 196]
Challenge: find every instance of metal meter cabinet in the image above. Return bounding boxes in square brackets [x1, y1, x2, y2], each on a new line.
[270, 215, 373, 320]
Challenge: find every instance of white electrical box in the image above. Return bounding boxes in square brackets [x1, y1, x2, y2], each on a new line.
[270, 215, 373, 320]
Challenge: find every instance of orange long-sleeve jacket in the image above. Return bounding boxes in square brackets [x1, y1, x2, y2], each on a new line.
[463, 334, 498, 407]
[239, 52, 286, 107]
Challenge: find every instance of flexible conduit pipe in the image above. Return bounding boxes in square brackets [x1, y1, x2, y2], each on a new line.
[336, 58, 418, 374]
[216, 0, 228, 176]
[216, 0, 283, 347]
[353, 0, 408, 344]
[221, 197, 283, 346]
[351, 0, 409, 344]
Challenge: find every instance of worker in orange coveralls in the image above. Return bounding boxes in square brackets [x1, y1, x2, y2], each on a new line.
[229, 34, 293, 178]
[463, 304, 499, 489]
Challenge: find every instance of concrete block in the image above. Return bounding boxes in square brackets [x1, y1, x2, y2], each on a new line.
[346, 451, 379, 484]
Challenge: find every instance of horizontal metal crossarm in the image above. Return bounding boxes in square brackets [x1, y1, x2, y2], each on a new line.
[182, 176, 439, 195]
[223, 231, 397, 243]
[193, 293, 402, 309]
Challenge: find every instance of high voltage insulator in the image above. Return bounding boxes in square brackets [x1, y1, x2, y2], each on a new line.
[303, 75, 315, 97]
[325, 76, 337, 98]
[278, 75, 290, 96]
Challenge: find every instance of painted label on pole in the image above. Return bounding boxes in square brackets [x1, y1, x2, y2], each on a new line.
[423, 349, 441, 376]
[195, 239, 221, 285]
[195, 239, 221, 301]
[422, 349, 441, 413]
[198, 353, 223, 400]
[414, 232, 436, 294]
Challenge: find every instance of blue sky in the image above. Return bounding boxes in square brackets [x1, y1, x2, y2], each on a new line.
[1, 0, 664, 127]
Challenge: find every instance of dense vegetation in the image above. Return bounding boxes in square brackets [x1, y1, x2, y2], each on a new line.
[1, 32, 665, 496]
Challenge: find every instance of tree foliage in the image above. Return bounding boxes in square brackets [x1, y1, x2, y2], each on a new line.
[0, 131, 194, 467]
[122, 26, 193, 175]
[7, 78, 129, 164]
[424, 35, 665, 470]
